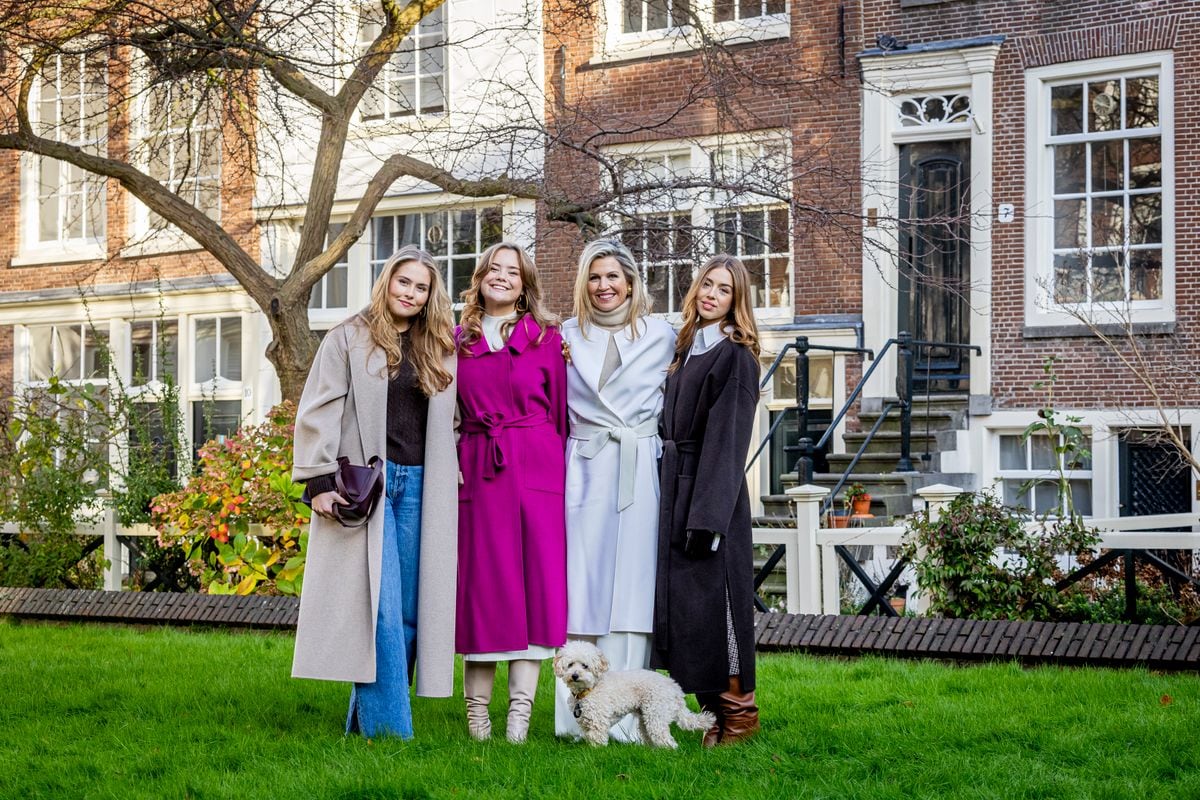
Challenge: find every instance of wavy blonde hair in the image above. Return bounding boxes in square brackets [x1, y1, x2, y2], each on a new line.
[458, 241, 558, 352]
[670, 254, 761, 372]
[571, 239, 652, 339]
[365, 245, 454, 396]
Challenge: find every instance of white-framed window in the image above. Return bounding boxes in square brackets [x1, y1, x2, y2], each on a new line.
[604, 133, 792, 314]
[600, 0, 788, 62]
[370, 206, 503, 303]
[129, 319, 180, 387]
[309, 224, 350, 311]
[358, 4, 447, 120]
[192, 316, 242, 384]
[996, 431, 1093, 516]
[1025, 52, 1173, 327]
[129, 72, 222, 237]
[20, 50, 107, 258]
[27, 323, 109, 383]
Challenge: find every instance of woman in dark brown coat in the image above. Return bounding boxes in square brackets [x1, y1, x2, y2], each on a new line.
[651, 254, 761, 747]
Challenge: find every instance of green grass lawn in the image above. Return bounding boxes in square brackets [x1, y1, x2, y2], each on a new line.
[0, 620, 1197, 800]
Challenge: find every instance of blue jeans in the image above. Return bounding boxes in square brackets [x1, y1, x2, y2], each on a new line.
[347, 462, 423, 739]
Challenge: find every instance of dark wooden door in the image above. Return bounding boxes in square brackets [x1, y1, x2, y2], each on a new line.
[898, 140, 971, 390]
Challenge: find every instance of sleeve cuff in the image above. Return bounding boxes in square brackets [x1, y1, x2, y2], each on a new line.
[304, 473, 338, 497]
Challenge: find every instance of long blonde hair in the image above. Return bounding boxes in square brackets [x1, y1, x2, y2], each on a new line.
[571, 239, 651, 339]
[365, 245, 454, 396]
[670, 254, 761, 372]
[458, 241, 558, 352]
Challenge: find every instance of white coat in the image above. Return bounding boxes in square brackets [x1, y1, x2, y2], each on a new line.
[563, 315, 676, 636]
[291, 314, 458, 696]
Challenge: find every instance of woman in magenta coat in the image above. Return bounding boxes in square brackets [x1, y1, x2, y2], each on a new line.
[455, 241, 568, 743]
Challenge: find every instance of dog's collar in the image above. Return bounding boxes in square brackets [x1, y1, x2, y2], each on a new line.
[571, 689, 591, 719]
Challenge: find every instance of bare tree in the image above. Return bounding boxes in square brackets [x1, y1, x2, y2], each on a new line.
[0, 0, 869, 401]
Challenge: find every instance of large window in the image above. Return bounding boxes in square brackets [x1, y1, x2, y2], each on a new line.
[605, 135, 792, 313]
[193, 317, 241, 383]
[997, 432, 1093, 516]
[371, 207, 503, 302]
[130, 319, 179, 387]
[602, 0, 788, 61]
[359, 4, 447, 119]
[29, 51, 107, 246]
[28, 324, 108, 382]
[132, 75, 221, 232]
[310, 224, 350, 311]
[1027, 54, 1173, 326]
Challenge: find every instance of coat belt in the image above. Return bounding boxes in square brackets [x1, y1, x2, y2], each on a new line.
[570, 418, 659, 512]
[461, 411, 548, 479]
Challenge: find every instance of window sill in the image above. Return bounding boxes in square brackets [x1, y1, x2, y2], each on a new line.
[11, 242, 106, 267]
[1023, 320, 1176, 339]
[351, 113, 452, 138]
[119, 231, 204, 259]
[592, 16, 790, 66]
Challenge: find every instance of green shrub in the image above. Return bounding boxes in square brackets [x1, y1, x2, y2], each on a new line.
[151, 402, 309, 595]
[901, 491, 1098, 621]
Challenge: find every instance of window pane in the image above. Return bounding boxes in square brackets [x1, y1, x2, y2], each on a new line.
[1092, 251, 1123, 302]
[480, 207, 503, 247]
[1002, 479, 1029, 511]
[1051, 83, 1083, 135]
[1129, 192, 1161, 245]
[1129, 137, 1161, 189]
[194, 319, 216, 382]
[1129, 250, 1162, 301]
[451, 257, 474, 303]
[1091, 196, 1123, 250]
[58, 325, 82, 380]
[623, 0, 641, 33]
[191, 399, 241, 460]
[1053, 199, 1085, 249]
[1053, 253, 1086, 303]
[1125, 76, 1158, 128]
[646, 0, 668, 29]
[1033, 481, 1058, 514]
[1068, 480, 1093, 516]
[999, 435, 1026, 470]
[29, 326, 54, 381]
[424, 212, 448, 257]
[1087, 80, 1120, 133]
[373, 216, 394, 263]
[715, 0, 734, 19]
[1031, 435, 1056, 470]
[1090, 140, 1123, 193]
[326, 264, 348, 308]
[82, 328, 108, 379]
[737, 0, 758, 19]
[219, 317, 242, 381]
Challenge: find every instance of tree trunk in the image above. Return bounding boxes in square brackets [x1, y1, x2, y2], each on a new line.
[264, 293, 321, 405]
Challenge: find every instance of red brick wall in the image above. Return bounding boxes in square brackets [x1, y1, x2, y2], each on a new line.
[539, 0, 865, 318]
[865, 0, 1200, 410]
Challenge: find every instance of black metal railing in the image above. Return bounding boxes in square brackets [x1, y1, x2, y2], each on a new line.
[751, 331, 980, 613]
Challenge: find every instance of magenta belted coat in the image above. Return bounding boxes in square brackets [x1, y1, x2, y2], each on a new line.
[455, 316, 569, 654]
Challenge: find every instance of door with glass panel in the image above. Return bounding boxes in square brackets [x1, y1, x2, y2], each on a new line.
[897, 139, 971, 392]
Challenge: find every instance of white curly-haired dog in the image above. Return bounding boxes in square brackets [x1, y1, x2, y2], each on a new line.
[553, 640, 715, 748]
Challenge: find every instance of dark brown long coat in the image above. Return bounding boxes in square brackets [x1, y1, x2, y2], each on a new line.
[651, 337, 759, 694]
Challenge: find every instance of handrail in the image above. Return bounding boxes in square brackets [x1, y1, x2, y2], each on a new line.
[819, 402, 898, 516]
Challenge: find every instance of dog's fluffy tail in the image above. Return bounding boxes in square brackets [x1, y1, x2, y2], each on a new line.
[677, 709, 716, 732]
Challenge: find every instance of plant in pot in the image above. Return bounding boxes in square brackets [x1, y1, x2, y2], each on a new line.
[844, 483, 871, 516]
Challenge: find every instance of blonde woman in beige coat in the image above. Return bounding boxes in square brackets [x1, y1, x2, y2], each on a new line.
[292, 245, 458, 739]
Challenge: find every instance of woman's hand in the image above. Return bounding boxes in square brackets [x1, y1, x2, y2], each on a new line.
[311, 490, 350, 520]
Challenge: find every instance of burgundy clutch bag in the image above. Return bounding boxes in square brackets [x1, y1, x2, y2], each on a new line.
[302, 456, 385, 528]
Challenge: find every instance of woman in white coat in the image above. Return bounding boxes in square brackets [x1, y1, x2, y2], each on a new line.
[555, 239, 676, 741]
[292, 245, 458, 739]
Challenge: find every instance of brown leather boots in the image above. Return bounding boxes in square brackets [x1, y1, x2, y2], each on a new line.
[697, 675, 760, 747]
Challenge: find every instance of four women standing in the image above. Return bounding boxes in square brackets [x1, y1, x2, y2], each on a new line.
[292, 239, 762, 747]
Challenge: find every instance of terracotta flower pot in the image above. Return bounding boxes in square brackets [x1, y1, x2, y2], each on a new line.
[850, 494, 872, 516]
[831, 513, 850, 529]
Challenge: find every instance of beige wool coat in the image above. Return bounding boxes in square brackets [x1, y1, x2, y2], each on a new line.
[291, 314, 458, 697]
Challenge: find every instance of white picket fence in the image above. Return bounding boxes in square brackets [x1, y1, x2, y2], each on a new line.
[753, 484, 1200, 615]
[1, 512, 158, 591]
